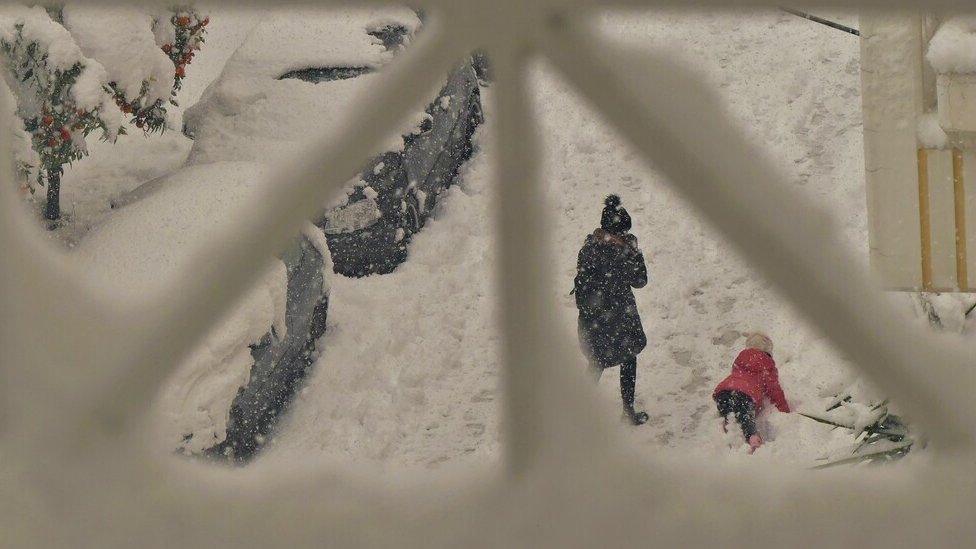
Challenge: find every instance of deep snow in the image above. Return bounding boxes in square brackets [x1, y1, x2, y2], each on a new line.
[51, 5, 262, 245]
[261, 9, 889, 468]
[75, 160, 289, 453]
[42, 6, 955, 470]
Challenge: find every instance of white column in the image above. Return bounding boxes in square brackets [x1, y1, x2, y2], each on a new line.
[861, 14, 925, 290]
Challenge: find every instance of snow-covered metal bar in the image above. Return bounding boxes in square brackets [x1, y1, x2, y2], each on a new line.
[492, 46, 553, 474]
[490, 43, 610, 475]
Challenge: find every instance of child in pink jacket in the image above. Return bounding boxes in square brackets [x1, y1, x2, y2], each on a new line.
[713, 333, 790, 453]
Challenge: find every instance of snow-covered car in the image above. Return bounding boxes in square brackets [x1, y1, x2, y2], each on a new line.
[320, 62, 483, 276]
[183, 8, 421, 163]
[186, 8, 483, 278]
[159, 7, 480, 460]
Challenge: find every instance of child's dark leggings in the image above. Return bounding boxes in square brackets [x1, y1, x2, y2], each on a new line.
[714, 390, 757, 441]
[590, 356, 638, 412]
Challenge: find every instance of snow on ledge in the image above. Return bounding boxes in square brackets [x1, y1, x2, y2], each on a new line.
[927, 17, 976, 74]
[917, 112, 949, 149]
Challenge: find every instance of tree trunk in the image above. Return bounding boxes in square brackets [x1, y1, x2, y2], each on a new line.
[44, 171, 61, 221]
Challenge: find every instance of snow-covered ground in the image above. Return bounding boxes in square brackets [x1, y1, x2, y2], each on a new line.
[75, 160, 286, 452]
[261, 9, 885, 468]
[38, 7, 951, 471]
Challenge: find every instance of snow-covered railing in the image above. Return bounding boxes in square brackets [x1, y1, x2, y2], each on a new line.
[866, 14, 976, 292]
[1, 0, 976, 547]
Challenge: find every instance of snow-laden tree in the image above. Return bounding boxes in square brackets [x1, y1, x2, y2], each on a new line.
[0, 4, 207, 222]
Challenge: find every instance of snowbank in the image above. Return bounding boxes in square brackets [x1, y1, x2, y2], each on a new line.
[267, 127, 500, 468]
[75, 160, 290, 452]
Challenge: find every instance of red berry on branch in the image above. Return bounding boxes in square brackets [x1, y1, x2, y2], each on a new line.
[175, 66, 185, 77]
[47, 138, 58, 147]
[162, 44, 172, 53]
[136, 120, 144, 128]
[59, 128, 71, 141]
[122, 104, 132, 114]
[202, 17, 210, 26]
[42, 115, 53, 126]
[177, 16, 190, 26]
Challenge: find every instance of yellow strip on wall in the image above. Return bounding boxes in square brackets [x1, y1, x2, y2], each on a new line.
[953, 149, 968, 291]
[918, 148, 933, 290]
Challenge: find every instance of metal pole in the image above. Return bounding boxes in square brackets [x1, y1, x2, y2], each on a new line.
[780, 6, 860, 36]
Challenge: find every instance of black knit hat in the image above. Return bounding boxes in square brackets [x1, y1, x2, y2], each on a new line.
[601, 194, 631, 235]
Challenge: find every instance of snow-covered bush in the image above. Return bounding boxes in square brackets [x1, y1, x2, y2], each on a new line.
[0, 6, 122, 221]
[156, 8, 208, 101]
[801, 381, 915, 468]
[912, 292, 975, 333]
[0, 4, 207, 221]
[62, 5, 208, 134]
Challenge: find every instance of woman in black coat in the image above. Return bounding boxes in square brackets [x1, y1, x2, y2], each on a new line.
[574, 195, 649, 425]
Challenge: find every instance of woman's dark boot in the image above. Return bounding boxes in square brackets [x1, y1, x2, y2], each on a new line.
[620, 358, 647, 425]
[624, 407, 649, 425]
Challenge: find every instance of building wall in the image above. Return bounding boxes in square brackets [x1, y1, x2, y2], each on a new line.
[861, 14, 926, 290]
